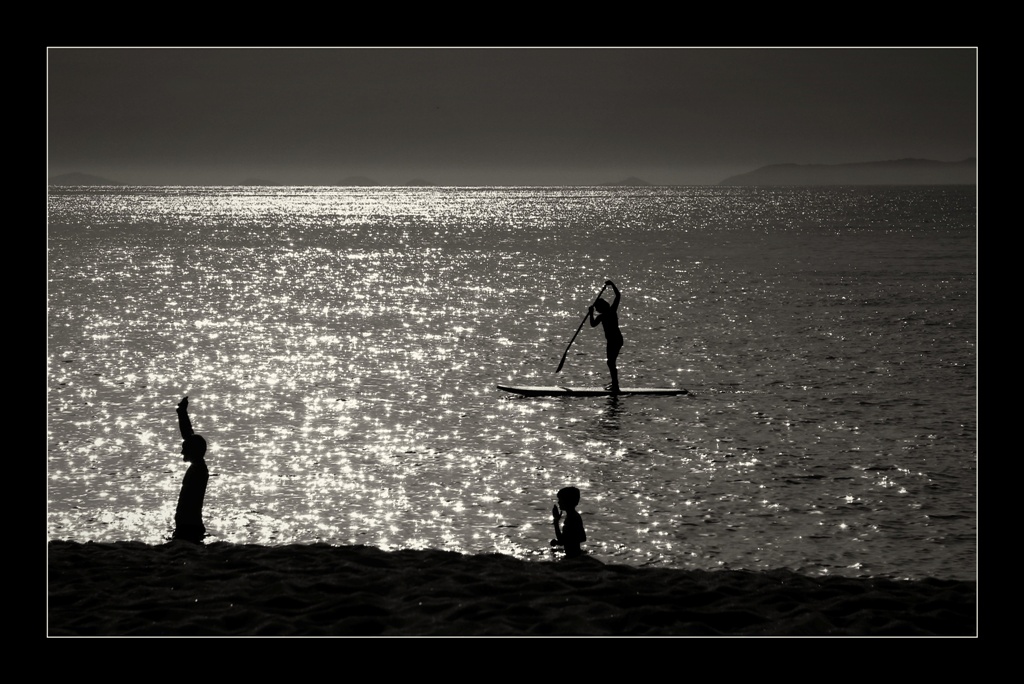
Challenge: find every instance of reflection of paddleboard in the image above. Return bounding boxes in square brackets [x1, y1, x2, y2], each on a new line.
[497, 385, 687, 397]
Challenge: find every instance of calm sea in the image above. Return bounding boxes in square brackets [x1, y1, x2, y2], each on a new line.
[47, 185, 977, 581]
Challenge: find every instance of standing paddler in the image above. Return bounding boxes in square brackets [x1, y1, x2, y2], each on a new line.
[588, 280, 622, 392]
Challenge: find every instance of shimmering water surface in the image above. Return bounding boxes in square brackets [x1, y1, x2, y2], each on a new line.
[47, 186, 976, 580]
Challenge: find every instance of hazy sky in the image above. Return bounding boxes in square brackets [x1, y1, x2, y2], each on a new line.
[47, 47, 977, 186]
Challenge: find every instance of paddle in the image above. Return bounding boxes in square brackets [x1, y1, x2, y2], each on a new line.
[555, 283, 608, 373]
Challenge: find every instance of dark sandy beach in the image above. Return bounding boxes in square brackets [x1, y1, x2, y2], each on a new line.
[47, 540, 976, 636]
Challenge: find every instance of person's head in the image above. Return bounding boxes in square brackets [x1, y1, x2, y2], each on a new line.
[593, 298, 610, 313]
[181, 434, 207, 461]
[557, 486, 581, 510]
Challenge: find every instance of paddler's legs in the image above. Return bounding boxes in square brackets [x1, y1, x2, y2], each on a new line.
[607, 363, 619, 392]
[606, 341, 621, 393]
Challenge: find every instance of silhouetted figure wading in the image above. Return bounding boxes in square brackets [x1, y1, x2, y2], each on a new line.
[589, 279, 622, 392]
[173, 396, 209, 543]
[551, 486, 586, 557]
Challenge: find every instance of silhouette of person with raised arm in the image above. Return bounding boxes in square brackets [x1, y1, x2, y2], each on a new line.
[550, 486, 586, 557]
[589, 279, 622, 393]
[173, 396, 209, 543]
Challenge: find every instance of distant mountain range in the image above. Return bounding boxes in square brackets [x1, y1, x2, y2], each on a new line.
[49, 159, 978, 187]
[718, 158, 976, 186]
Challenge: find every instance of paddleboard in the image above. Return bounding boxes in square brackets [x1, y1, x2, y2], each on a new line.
[497, 384, 687, 397]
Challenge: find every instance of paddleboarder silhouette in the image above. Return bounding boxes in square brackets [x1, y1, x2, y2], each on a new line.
[588, 280, 622, 392]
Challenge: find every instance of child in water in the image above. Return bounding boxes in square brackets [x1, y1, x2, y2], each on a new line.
[551, 486, 586, 557]
[589, 279, 622, 392]
[173, 396, 209, 543]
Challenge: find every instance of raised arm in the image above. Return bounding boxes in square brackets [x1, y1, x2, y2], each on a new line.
[177, 396, 194, 440]
[606, 280, 620, 311]
[551, 504, 564, 545]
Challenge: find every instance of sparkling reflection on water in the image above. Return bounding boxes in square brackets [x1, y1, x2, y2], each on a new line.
[48, 186, 976, 580]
